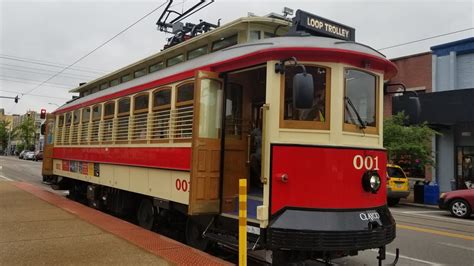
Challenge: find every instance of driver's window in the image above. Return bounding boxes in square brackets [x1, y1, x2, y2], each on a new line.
[343, 68, 378, 134]
[280, 65, 330, 130]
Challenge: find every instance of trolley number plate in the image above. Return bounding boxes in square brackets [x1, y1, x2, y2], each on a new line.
[353, 155, 380, 171]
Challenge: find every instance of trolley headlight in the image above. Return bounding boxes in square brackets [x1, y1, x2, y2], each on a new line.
[362, 171, 381, 193]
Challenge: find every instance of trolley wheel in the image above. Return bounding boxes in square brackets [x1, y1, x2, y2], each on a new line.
[387, 198, 400, 206]
[185, 217, 209, 251]
[137, 198, 156, 230]
[449, 199, 471, 218]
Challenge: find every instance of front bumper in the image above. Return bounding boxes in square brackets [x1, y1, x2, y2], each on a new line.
[438, 197, 447, 210]
[267, 206, 395, 251]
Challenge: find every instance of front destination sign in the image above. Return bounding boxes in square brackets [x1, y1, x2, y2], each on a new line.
[292, 9, 356, 41]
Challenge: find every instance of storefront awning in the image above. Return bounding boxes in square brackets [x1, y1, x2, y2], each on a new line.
[392, 88, 474, 126]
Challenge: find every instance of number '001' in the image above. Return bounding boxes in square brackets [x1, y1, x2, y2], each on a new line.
[353, 155, 379, 170]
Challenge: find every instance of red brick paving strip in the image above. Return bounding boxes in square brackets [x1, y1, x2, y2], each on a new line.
[12, 182, 232, 266]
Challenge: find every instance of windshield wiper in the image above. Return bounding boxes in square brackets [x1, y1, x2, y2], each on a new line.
[344, 96, 366, 129]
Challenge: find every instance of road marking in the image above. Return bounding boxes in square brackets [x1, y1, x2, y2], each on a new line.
[398, 224, 474, 241]
[0, 174, 13, 181]
[369, 250, 442, 265]
[386, 252, 443, 265]
[393, 210, 474, 224]
[398, 210, 445, 214]
[438, 242, 474, 252]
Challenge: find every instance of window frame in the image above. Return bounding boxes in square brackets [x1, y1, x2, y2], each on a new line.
[187, 45, 208, 60]
[175, 81, 195, 107]
[82, 107, 91, 123]
[342, 67, 379, 135]
[211, 34, 238, 51]
[92, 104, 102, 121]
[73, 109, 80, 125]
[103, 101, 115, 119]
[167, 54, 185, 67]
[65, 112, 72, 126]
[279, 64, 331, 130]
[58, 114, 65, 128]
[134, 68, 147, 78]
[133, 92, 150, 114]
[118, 97, 131, 117]
[149, 62, 164, 73]
[152, 87, 172, 111]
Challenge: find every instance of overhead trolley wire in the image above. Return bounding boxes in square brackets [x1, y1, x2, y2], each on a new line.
[377, 27, 474, 51]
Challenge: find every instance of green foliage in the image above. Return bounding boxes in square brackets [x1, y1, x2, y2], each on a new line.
[0, 120, 10, 150]
[15, 143, 25, 153]
[384, 112, 438, 175]
[14, 117, 36, 150]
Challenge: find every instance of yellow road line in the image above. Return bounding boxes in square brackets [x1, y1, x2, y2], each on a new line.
[398, 224, 474, 241]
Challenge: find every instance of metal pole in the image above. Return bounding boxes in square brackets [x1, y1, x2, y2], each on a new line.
[239, 178, 247, 266]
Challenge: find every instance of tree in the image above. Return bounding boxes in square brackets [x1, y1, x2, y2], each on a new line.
[14, 117, 36, 150]
[0, 120, 10, 151]
[384, 112, 438, 177]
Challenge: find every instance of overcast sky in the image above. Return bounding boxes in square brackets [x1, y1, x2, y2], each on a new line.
[1, 0, 473, 115]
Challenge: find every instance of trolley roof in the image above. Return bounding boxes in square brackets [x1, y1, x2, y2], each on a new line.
[56, 35, 397, 114]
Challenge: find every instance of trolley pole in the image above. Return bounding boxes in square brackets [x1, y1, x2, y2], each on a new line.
[239, 178, 247, 266]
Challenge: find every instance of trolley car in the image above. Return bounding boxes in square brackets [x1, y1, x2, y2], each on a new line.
[42, 9, 406, 264]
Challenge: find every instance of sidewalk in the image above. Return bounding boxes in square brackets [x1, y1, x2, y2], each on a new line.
[0, 180, 230, 265]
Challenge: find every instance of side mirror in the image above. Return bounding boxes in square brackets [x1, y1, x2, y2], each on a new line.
[40, 124, 46, 135]
[293, 73, 314, 109]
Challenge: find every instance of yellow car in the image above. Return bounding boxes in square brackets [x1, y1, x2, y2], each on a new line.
[386, 164, 410, 206]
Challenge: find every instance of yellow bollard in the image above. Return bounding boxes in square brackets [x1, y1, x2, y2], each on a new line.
[239, 178, 247, 266]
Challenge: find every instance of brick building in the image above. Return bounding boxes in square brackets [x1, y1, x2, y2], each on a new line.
[390, 37, 474, 192]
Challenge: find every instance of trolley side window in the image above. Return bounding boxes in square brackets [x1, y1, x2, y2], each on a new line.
[82, 108, 91, 123]
[152, 88, 172, 140]
[175, 82, 194, 139]
[91, 104, 101, 142]
[133, 93, 149, 140]
[73, 109, 80, 124]
[80, 107, 91, 144]
[343, 69, 378, 134]
[103, 101, 115, 142]
[117, 97, 131, 141]
[281, 65, 330, 130]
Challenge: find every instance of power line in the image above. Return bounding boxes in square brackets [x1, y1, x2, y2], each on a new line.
[0, 54, 109, 74]
[0, 66, 95, 81]
[0, 75, 73, 87]
[378, 27, 474, 51]
[0, 77, 71, 89]
[0, 90, 69, 100]
[21, 1, 168, 98]
[0, 55, 107, 75]
[0, 63, 99, 79]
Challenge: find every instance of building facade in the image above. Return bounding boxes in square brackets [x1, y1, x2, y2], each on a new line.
[391, 37, 474, 192]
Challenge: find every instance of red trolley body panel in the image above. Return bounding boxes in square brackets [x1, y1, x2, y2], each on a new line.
[271, 145, 387, 214]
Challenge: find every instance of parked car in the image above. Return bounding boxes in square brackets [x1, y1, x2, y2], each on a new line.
[35, 150, 43, 161]
[439, 189, 474, 218]
[18, 150, 28, 159]
[24, 151, 36, 160]
[386, 164, 410, 206]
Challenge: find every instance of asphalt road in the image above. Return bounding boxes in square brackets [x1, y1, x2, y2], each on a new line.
[1, 156, 473, 265]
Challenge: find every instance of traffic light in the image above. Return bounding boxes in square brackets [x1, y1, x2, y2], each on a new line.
[14, 95, 19, 103]
[40, 109, 46, 119]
